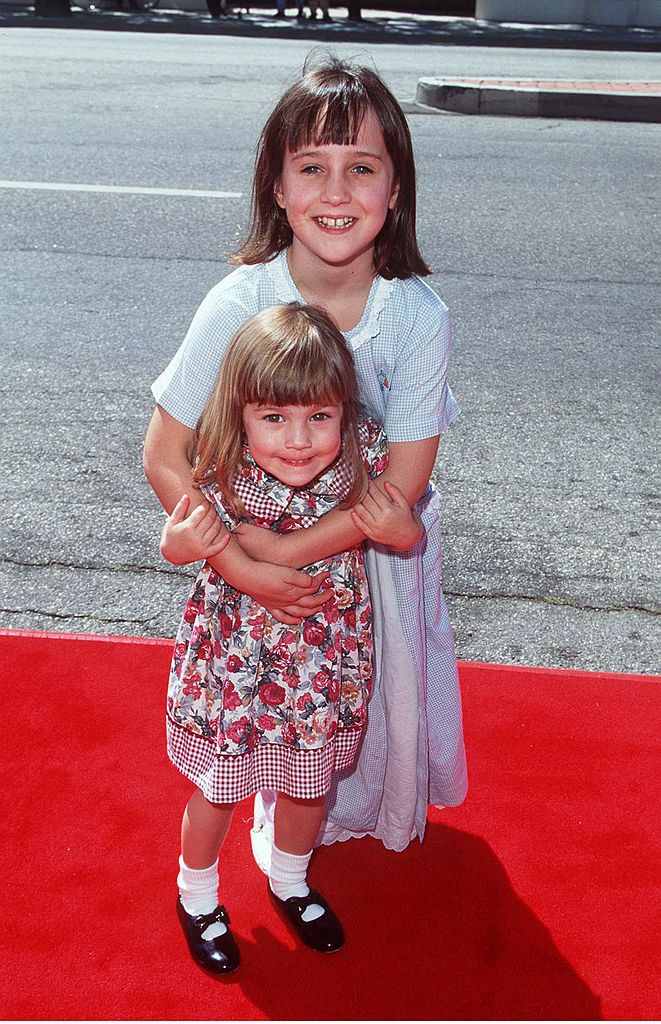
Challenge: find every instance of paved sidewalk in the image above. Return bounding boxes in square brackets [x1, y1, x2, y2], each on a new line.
[1, 2, 661, 50]
[416, 77, 661, 121]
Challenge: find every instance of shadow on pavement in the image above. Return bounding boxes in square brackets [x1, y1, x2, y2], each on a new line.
[1, 3, 660, 50]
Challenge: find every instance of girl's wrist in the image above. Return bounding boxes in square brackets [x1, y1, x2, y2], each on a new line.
[260, 532, 298, 568]
[207, 536, 254, 589]
[390, 512, 424, 552]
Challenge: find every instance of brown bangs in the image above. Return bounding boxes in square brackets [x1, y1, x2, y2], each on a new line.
[244, 356, 347, 411]
[235, 304, 354, 410]
[283, 85, 368, 154]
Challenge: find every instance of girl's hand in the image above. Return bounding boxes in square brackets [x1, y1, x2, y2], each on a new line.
[351, 480, 424, 552]
[160, 495, 230, 566]
[246, 563, 333, 625]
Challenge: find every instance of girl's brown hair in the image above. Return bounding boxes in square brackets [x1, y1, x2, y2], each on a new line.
[231, 53, 431, 280]
[193, 303, 368, 515]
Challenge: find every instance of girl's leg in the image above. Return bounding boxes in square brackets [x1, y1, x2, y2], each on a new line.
[179, 788, 234, 913]
[274, 793, 325, 855]
[269, 794, 344, 952]
[181, 788, 235, 868]
[176, 790, 240, 974]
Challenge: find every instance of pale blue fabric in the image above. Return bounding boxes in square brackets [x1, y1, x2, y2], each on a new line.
[152, 249, 468, 849]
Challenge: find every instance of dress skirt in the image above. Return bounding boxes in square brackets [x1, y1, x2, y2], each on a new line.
[166, 552, 373, 803]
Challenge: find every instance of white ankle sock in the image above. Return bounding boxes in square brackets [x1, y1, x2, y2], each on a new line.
[269, 845, 324, 923]
[177, 856, 226, 938]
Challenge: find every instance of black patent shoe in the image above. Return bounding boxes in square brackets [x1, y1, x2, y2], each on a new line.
[176, 899, 240, 974]
[269, 885, 344, 952]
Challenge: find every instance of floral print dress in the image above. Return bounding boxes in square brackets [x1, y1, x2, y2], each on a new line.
[166, 420, 388, 803]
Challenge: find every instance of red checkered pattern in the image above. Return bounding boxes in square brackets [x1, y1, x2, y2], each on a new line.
[166, 715, 362, 802]
[233, 471, 319, 529]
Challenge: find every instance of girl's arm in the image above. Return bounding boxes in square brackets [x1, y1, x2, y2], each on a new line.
[143, 405, 332, 621]
[350, 479, 424, 549]
[233, 435, 438, 569]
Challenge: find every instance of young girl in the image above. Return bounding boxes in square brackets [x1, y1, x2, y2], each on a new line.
[145, 52, 467, 889]
[163, 302, 415, 973]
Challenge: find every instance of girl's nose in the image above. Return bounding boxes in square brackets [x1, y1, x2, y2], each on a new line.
[321, 171, 350, 206]
[285, 423, 312, 449]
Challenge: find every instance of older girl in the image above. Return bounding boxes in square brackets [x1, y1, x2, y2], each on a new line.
[145, 53, 467, 903]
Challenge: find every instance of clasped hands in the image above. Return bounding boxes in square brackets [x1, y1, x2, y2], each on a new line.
[350, 479, 423, 551]
[159, 495, 328, 625]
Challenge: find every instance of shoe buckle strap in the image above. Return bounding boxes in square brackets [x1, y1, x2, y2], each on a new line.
[213, 904, 230, 925]
[291, 891, 326, 915]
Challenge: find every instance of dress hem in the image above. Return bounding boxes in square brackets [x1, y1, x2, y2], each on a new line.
[317, 822, 423, 853]
[166, 715, 364, 802]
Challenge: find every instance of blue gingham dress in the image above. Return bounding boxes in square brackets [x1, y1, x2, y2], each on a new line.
[152, 249, 468, 851]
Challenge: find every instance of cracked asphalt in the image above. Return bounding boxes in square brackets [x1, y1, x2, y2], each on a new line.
[0, 29, 659, 674]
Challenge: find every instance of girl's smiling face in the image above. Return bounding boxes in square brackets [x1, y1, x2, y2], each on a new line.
[274, 111, 399, 275]
[243, 401, 343, 487]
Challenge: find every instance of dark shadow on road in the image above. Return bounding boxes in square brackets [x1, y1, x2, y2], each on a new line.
[1, 4, 660, 50]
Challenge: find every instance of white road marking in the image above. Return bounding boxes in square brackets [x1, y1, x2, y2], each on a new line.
[0, 180, 243, 199]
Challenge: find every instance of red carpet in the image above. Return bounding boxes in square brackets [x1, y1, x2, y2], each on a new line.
[1, 628, 658, 1021]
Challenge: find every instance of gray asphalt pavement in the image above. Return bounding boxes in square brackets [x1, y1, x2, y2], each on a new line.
[0, 29, 658, 673]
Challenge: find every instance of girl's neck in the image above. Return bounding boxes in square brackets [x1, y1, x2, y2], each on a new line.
[286, 245, 376, 333]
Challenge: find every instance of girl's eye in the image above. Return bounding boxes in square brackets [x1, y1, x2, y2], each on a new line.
[353, 165, 374, 175]
[310, 412, 330, 422]
[264, 414, 284, 423]
[300, 165, 322, 175]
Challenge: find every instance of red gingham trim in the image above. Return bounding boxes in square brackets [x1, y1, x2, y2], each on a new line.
[166, 716, 362, 802]
[232, 473, 305, 525]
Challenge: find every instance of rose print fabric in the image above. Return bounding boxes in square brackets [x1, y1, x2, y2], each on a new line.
[166, 420, 388, 802]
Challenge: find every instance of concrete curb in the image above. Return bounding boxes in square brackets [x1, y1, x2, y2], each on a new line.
[416, 78, 661, 122]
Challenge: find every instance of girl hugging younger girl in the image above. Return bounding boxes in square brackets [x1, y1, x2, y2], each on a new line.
[145, 53, 468, 975]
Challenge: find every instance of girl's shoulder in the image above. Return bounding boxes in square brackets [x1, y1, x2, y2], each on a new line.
[198, 478, 238, 532]
[346, 274, 450, 356]
[362, 275, 450, 350]
[358, 416, 386, 447]
[198, 260, 282, 315]
[387, 274, 450, 320]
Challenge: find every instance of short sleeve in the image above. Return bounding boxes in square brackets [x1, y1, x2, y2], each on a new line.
[199, 480, 239, 532]
[383, 287, 460, 444]
[151, 281, 257, 429]
[359, 420, 390, 480]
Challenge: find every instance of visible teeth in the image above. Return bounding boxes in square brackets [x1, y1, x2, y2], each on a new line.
[317, 217, 355, 229]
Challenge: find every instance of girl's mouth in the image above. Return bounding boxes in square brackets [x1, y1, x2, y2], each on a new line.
[315, 217, 356, 230]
